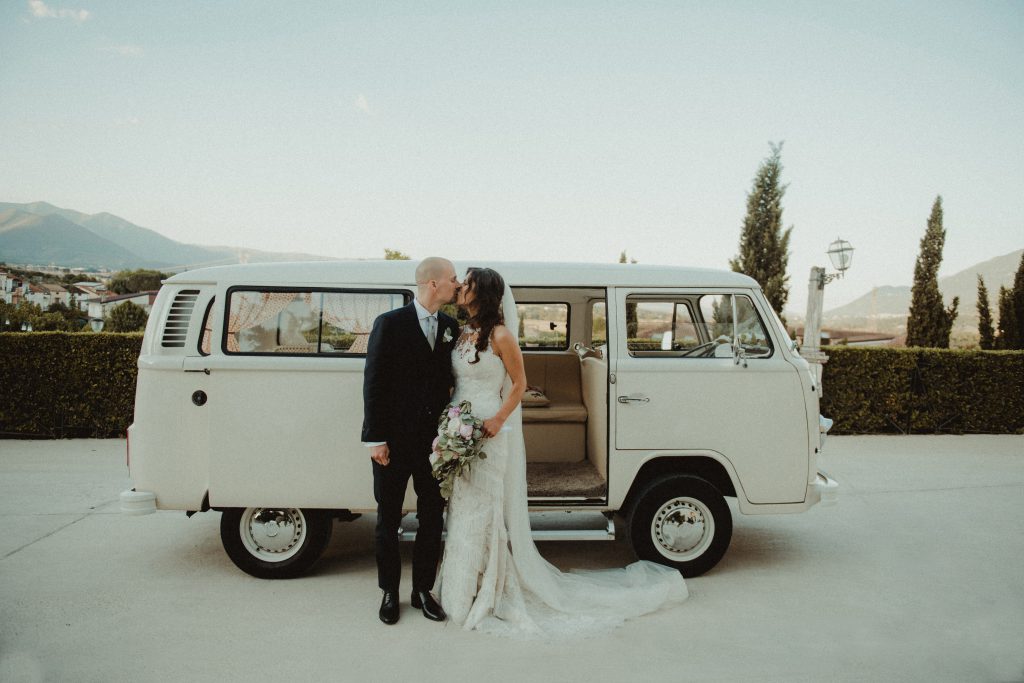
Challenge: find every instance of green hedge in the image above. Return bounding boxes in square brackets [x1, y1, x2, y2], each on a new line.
[1, 334, 1022, 438]
[821, 347, 1024, 434]
[0, 332, 143, 438]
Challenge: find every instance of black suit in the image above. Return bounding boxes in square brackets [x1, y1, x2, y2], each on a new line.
[362, 302, 458, 593]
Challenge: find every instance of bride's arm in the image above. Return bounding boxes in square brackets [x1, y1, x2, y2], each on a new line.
[481, 325, 527, 438]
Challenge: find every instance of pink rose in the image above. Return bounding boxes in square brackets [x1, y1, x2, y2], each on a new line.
[447, 406, 461, 419]
[431, 436, 440, 452]
[459, 423, 474, 439]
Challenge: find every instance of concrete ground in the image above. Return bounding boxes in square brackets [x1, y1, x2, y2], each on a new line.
[1, 435, 1022, 683]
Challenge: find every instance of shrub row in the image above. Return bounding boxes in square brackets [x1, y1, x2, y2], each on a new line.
[1, 334, 1021, 438]
[821, 347, 1024, 434]
[0, 332, 143, 438]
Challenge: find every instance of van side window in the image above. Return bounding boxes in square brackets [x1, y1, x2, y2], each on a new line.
[516, 303, 568, 349]
[697, 294, 773, 358]
[590, 301, 606, 345]
[198, 298, 214, 356]
[625, 299, 700, 355]
[224, 288, 407, 355]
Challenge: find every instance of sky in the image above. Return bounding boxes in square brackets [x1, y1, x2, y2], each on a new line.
[1, 1, 1022, 314]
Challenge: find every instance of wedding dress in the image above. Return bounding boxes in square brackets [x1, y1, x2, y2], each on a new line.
[433, 288, 687, 638]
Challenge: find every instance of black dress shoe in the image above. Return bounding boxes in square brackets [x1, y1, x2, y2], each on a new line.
[411, 590, 446, 622]
[379, 590, 399, 625]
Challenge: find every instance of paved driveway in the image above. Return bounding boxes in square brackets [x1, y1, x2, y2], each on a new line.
[1, 436, 1022, 682]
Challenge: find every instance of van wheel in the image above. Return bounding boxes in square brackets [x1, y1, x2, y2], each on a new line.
[220, 507, 332, 579]
[627, 475, 732, 578]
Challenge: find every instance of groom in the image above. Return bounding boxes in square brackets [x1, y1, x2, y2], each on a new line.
[362, 256, 460, 625]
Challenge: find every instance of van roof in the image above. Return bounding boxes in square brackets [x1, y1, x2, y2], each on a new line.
[165, 260, 760, 289]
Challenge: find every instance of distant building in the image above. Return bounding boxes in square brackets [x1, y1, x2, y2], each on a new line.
[69, 283, 108, 312]
[794, 326, 897, 348]
[86, 291, 159, 321]
[0, 271, 18, 304]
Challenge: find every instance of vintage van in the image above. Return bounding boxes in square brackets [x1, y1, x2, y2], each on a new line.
[122, 260, 838, 579]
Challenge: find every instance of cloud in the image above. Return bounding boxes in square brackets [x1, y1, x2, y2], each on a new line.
[99, 44, 144, 57]
[354, 94, 371, 114]
[28, 0, 90, 22]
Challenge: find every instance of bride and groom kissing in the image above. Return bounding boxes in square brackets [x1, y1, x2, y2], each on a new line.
[362, 257, 686, 637]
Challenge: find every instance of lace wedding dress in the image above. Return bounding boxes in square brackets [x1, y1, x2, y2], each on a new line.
[434, 296, 687, 638]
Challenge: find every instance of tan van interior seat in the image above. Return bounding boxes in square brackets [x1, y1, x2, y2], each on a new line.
[522, 354, 587, 462]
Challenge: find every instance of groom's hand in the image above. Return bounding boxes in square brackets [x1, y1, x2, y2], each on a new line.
[370, 443, 390, 466]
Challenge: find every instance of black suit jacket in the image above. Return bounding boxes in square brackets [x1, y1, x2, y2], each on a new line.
[361, 303, 458, 454]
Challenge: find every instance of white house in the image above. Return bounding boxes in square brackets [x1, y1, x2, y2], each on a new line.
[86, 291, 159, 321]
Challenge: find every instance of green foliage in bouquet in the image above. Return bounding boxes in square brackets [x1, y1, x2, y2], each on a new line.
[431, 400, 488, 499]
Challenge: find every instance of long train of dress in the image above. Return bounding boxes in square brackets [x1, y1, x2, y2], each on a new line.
[433, 332, 687, 638]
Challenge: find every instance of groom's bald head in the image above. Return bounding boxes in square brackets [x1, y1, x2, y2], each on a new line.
[415, 257, 459, 310]
[415, 257, 454, 285]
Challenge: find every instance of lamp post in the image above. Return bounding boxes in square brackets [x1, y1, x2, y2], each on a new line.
[801, 238, 854, 395]
[90, 318, 104, 333]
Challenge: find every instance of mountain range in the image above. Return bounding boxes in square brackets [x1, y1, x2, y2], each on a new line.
[815, 248, 1022, 331]
[0, 201, 331, 271]
[2, 200, 1020, 333]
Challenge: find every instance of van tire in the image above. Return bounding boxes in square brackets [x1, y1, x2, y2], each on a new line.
[220, 507, 332, 579]
[627, 475, 731, 577]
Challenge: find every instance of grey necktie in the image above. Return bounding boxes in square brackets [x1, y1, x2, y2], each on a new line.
[426, 314, 437, 350]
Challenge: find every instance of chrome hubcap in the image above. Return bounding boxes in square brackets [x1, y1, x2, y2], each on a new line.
[651, 497, 714, 561]
[240, 508, 305, 561]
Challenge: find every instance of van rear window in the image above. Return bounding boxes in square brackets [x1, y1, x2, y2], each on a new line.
[223, 288, 409, 355]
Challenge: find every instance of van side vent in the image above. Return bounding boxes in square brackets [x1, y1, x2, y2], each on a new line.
[161, 290, 200, 348]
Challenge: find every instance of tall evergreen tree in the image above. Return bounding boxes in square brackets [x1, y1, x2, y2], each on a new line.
[996, 285, 1017, 349]
[1012, 252, 1024, 348]
[976, 275, 995, 350]
[905, 196, 959, 347]
[620, 251, 638, 337]
[730, 142, 792, 322]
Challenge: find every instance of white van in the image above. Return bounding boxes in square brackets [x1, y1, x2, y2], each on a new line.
[122, 260, 837, 579]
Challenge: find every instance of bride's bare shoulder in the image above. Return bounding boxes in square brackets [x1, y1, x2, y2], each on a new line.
[491, 325, 516, 352]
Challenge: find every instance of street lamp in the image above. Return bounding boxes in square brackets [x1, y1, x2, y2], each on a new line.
[816, 238, 855, 287]
[801, 237, 855, 395]
[90, 318, 104, 333]
[21, 321, 33, 332]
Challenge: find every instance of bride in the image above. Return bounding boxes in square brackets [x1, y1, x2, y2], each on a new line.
[434, 267, 687, 637]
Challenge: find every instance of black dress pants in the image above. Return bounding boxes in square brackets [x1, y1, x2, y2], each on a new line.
[372, 447, 445, 593]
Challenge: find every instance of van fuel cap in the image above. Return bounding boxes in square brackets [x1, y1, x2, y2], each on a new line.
[191, 390, 207, 406]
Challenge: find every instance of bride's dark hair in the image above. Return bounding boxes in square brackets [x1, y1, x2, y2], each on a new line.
[463, 267, 505, 364]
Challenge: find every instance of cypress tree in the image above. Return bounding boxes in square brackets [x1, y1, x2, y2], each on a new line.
[620, 251, 638, 338]
[976, 275, 995, 350]
[730, 142, 792, 323]
[905, 196, 959, 347]
[1012, 252, 1024, 349]
[996, 285, 1017, 349]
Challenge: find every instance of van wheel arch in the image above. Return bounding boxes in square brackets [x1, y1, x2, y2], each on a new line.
[621, 456, 736, 513]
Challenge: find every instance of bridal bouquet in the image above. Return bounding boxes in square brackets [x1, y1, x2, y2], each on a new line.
[430, 400, 487, 499]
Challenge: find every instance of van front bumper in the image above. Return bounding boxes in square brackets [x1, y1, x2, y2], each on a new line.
[814, 470, 839, 507]
[120, 489, 157, 515]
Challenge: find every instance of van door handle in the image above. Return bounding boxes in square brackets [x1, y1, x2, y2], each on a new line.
[617, 395, 650, 404]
